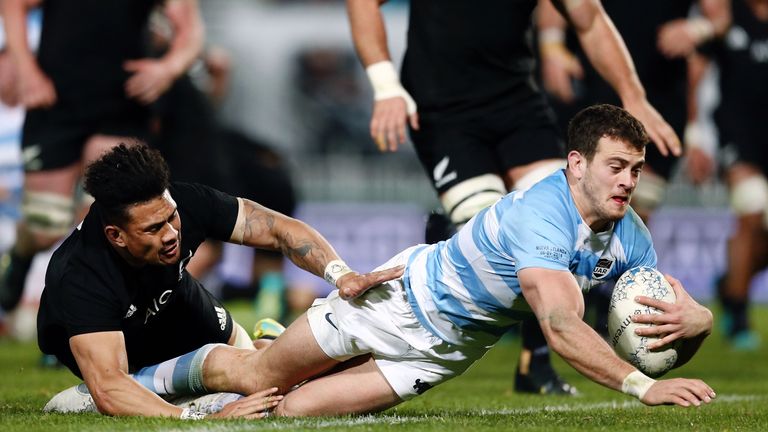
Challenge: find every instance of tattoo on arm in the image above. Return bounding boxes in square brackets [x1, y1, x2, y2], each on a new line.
[240, 199, 335, 277]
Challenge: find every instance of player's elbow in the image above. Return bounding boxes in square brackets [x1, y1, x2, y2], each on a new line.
[537, 310, 581, 354]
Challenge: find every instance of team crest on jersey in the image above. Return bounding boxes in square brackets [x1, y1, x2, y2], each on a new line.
[592, 258, 614, 279]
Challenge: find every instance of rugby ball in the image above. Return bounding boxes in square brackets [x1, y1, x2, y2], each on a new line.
[607, 266, 679, 377]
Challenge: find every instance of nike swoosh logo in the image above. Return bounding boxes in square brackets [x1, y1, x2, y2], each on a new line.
[324, 312, 339, 331]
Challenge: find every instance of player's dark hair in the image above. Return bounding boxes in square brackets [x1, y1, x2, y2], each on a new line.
[84, 142, 170, 226]
[566, 104, 649, 161]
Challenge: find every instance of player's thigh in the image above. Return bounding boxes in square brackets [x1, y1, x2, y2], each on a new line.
[276, 355, 401, 417]
[82, 134, 136, 165]
[498, 123, 564, 182]
[82, 103, 151, 164]
[22, 108, 89, 175]
[410, 118, 500, 195]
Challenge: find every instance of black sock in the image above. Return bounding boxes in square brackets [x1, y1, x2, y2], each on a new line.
[729, 299, 749, 336]
[521, 318, 552, 374]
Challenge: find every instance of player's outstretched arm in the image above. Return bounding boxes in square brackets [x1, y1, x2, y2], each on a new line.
[229, 198, 404, 298]
[518, 267, 715, 407]
[631, 274, 713, 367]
[556, 0, 680, 157]
[70, 331, 190, 417]
[347, 0, 418, 152]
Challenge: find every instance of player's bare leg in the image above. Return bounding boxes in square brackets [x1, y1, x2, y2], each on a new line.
[721, 164, 766, 349]
[276, 354, 401, 416]
[202, 313, 340, 396]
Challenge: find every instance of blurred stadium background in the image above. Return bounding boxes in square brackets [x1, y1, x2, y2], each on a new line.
[0, 0, 765, 379]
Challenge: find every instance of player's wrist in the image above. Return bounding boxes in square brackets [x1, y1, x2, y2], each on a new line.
[686, 17, 715, 44]
[324, 259, 354, 289]
[539, 27, 566, 47]
[365, 60, 417, 114]
[684, 122, 704, 150]
[180, 407, 207, 420]
[621, 370, 656, 400]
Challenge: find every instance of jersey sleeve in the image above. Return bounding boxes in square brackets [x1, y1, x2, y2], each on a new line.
[497, 199, 574, 272]
[52, 273, 125, 338]
[172, 182, 239, 241]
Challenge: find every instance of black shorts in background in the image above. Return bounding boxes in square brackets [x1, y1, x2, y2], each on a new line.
[21, 99, 149, 172]
[411, 96, 564, 194]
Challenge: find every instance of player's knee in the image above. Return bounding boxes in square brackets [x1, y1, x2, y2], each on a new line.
[631, 172, 667, 214]
[510, 159, 566, 192]
[441, 174, 506, 226]
[21, 190, 75, 238]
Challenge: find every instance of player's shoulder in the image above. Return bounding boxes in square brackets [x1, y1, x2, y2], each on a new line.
[506, 171, 576, 225]
[615, 206, 653, 245]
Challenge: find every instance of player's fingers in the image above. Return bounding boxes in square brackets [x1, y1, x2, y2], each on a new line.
[397, 117, 408, 145]
[634, 295, 668, 310]
[368, 265, 405, 285]
[409, 112, 420, 130]
[646, 331, 682, 349]
[386, 121, 399, 152]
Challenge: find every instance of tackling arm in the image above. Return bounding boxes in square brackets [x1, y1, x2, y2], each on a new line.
[229, 198, 403, 299]
[69, 332, 184, 417]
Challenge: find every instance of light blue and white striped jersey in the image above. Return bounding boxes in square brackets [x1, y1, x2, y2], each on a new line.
[403, 170, 656, 347]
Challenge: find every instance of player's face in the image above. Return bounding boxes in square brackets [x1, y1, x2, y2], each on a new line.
[120, 190, 183, 266]
[581, 137, 645, 226]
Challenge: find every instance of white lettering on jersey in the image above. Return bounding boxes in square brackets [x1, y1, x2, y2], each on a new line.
[144, 289, 174, 324]
[215, 306, 227, 331]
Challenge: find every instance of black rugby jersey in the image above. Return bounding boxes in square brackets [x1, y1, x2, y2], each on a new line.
[36, 0, 160, 105]
[37, 182, 237, 352]
[401, 0, 540, 116]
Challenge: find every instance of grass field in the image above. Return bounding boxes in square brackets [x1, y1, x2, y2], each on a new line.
[1, 303, 767, 431]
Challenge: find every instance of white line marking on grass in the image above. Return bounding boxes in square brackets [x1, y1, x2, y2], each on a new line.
[172, 394, 766, 431]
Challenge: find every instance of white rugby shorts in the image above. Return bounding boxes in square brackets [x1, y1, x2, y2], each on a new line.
[306, 246, 489, 400]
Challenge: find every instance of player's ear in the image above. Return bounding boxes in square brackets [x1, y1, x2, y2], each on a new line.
[567, 150, 586, 179]
[104, 225, 126, 248]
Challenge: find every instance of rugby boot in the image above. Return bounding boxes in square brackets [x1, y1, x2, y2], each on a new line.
[514, 365, 578, 396]
[253, 318, 286, 340]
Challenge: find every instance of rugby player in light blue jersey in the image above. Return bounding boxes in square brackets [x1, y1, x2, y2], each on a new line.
[46, 105, 715, 418]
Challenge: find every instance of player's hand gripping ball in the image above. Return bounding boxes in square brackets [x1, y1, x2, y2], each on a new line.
[608, 267, 679, 377]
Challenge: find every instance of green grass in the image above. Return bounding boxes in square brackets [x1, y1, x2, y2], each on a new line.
[2, 304, 767, 431]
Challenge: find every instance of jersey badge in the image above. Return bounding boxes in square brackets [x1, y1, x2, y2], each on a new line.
[592, 258, 614, 279]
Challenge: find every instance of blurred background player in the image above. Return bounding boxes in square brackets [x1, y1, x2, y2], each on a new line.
[684, 0, 768, 350]
[0, 3, 40, 337]
[536, 0, 729, 335]
[348, 0, 680, 395]
[0, 0, 204, 318]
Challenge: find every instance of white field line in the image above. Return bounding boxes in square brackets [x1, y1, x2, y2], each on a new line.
[172, 393, 765, 431]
